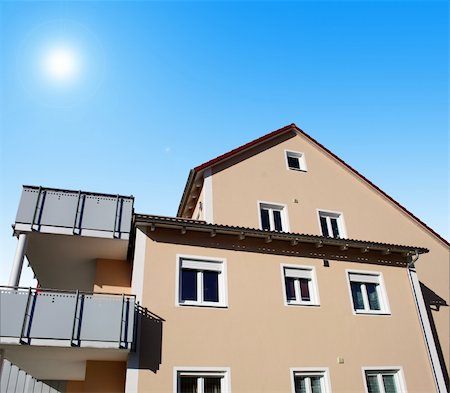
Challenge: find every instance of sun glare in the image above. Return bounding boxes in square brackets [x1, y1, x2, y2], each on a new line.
[43, 46, 79, 82]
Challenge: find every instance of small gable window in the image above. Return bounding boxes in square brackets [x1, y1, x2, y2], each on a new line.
[285, 150, 307, 172]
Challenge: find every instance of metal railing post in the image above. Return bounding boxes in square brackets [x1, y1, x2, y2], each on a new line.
[119, 294, 125, 348]
[72, 191, 82, 235]
[70, 290, 80, 346]
[19, 288, 33, 345]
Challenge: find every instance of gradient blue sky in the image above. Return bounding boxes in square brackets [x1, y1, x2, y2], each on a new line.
[0, 1, 448, 285]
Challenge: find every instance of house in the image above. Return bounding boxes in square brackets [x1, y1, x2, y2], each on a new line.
[1, 124, 448, 393]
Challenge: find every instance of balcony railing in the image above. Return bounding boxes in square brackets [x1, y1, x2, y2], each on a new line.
[14, 186, 134, 239]
[0, 286, 135, 349]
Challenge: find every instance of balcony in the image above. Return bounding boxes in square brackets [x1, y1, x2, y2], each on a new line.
[11, 186, 135, 291]
[0, 286, 135, 348]
[0, 286, 135, 380]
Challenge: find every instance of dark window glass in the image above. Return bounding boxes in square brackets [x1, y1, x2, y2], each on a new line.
[260, 208, 270, 230]
[366, 283, 381, 310]
[320, 216, 329, 237]
[285, 277, 296, 301]
[181, 269, 197, 301]
[287, 155, 300, 169]
[299, 279, 311, 301]
[366, 375, 381, 393]
[330, 218, 340, 238]
[179, 376, 198, 393]
[204, 377, 222, 393]
[311, 376, 323, 393]
[382, 375, 397, 393]
[203, 271, 219, 302]
[351, 282, 365, 310]
[273, 210, 283, 231]
[294, 377, 307, 393]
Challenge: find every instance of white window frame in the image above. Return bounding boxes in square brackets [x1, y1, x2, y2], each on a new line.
[362, 366, 407, 393]
[290, 368, 332, 393]
[346, 269, 391, 315]
[174, 367, 231, 393]
[285, 150, 307, 172]
[176, 254, 228, 308]
[258, 201, 290, 232]
[317, 209, 347, 239]
[281, 264, 320, 306]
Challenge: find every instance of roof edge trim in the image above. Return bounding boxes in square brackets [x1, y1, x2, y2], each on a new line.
[135, 213, 429, 256]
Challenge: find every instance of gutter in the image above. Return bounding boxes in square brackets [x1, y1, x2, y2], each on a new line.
[407, 255, 448, 392]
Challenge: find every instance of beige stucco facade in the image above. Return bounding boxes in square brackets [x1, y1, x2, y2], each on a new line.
[192, 130, 449, 380]
[67, 360, 127, 392]
[133, 228, 436, 392]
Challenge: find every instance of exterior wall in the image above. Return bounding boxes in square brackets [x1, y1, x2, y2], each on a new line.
[135, 231, 435, 392]
[67, 361, 126, 392]
[93, 259, 132, 294]
[208, 132, 450, 377]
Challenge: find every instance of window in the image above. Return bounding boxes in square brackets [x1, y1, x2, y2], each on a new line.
[318, 211, 345, 238]
[291, 369, 331, 393]
[347, 271, 390, 315]
[175, 369, 230, 393]
[177, 256, 227, 307]
[259, 202, 288, 232]
[286, 150, 307, 171]
[282, 265, 319, 306]
[364, 369, 405, 393]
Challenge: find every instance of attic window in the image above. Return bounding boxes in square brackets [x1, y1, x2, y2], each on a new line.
[285, 150, 307, 172]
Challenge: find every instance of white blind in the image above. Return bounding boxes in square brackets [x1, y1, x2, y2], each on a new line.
[181, 259, 222, 272]
[348, 272, 379, 284]
[284, 268, 312, 279]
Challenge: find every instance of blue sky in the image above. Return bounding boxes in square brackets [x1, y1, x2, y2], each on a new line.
[0, 1, 448, 285]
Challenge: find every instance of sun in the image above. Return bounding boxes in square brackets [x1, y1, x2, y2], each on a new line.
[43, 46, 80, 82]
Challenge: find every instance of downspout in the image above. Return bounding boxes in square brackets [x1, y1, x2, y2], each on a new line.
[407, 251, 448, 393]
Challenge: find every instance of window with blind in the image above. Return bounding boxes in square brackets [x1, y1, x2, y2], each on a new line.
[177, 256, 227, 307]
[282, 265, 320, 306]
[347, 271, 390, 315]
[364, 369, 405, 393]
[176, 370, 229, 393]
[291, 370, 330, 393]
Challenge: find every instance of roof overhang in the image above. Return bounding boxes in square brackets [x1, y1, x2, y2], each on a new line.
[135, 214, 428, 267]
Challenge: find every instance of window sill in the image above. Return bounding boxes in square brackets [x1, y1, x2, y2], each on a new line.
[178, 302, 228, 309]
[353, 310, 391, 316]
[288, 168, 307, 172]
[286, 302, 320, 307]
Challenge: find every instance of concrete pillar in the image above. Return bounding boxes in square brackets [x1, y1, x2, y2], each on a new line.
[8, 233, 28, 287]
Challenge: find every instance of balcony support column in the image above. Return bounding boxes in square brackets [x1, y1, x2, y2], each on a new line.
[8, 233, 28, 287]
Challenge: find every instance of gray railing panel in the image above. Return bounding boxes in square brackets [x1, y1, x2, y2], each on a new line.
[80, 196, 117, 232]
[120, 199, 133, 233]
[14, 370, 26, 393]
[15, 188, 39, 224]
[0, 289, 28, 337]
[28, 293, 77, 340]
[39, 191, 79, 228]
[79, 295, 122, 342]
[126, 298, 135, 343]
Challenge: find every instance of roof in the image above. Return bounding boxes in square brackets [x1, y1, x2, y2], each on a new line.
[134, 213, 429, 257]
[177, 123, 449, 247]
